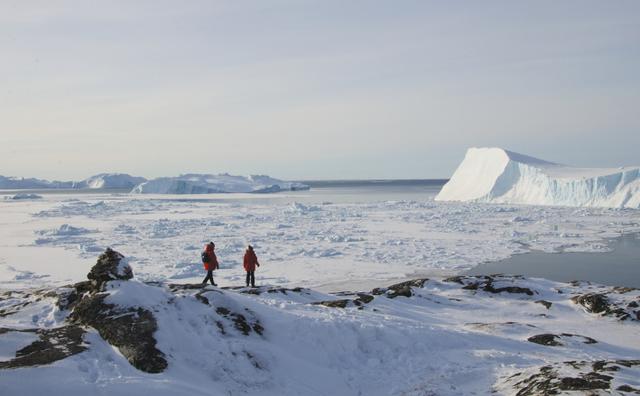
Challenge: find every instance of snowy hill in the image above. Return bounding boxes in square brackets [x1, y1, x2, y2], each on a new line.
[131, 174, 310, 194]
[436, 148, 640, 208]
[74, 173, 147, 189]
[1, 249, 639, 395]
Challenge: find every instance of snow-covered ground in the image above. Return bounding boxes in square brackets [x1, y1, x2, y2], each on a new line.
[1, 187, 638, 291]
[436, 148, 640, 208]
[0, 272, 638, 395]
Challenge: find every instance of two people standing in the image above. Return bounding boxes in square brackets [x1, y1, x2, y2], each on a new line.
[201, 242, 260, 288]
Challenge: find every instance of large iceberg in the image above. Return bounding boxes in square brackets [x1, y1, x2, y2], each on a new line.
[131, 174, 310, 194]
[73, 173, 147, 189]
[436, 148, 640, 209]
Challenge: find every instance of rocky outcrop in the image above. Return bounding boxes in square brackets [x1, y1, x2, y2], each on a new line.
[572, 292, 639, 321]
[527, 333, 597, 347]
[445, 275, 536, 296]
[372, 279, 429, 298]
[0, 249, 161, 373]
[502, 360, 640, 395]
[214, 307, 264, 336]
[0, 326, 87, 369]
[535, 300, 552, 309]
[70, 293, 167, 373]
[87, 248, 133, 290]
[312, 293, 375, 309]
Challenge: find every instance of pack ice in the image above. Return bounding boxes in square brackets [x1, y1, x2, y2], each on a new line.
[131, 174, 310, 194]
[436, 148, 640, 208]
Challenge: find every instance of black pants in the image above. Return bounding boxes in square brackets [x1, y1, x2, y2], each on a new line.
[202, 270, 216, 286]
[246, 271, 255, 287]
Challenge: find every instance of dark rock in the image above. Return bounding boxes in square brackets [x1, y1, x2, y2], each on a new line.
[445, 276, 535, 296]
[528, 334, 562, 346]
[484, 281, 534, 296]
[0, 326, 87, 369]
[628, 301, 639, 308]
[195, 292, 210, 305]
[617, 384, 640, 393]
[462, 282, 480, 291]
[535, 300, 552, 309]
[505, 360, 640, 395]
[168, 283, 207, 291]
[70, 293, 167, 373]
[355, 293, 374, 304]
[312, 299, 351, 308]
[443, 276, 465, 284]
[572, 293, 609, 314]
[528, 333, 598, 347]
[216, 307, 230, 315]
[372, 278, 429, 299]
[87, 248, 133, 290]
[215, 306, 263, 336]
[572, 293, 637, 321]
[558, 376, 610, 391]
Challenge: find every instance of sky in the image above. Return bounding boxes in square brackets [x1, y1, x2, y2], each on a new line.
[1, 0, 639, 180]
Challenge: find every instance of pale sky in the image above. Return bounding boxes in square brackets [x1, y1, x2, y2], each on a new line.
[1, 1, 639, 180]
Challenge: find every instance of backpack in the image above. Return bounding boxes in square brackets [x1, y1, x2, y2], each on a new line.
[201, 251, 210, 263]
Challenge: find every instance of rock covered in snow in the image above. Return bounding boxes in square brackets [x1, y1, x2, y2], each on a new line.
[130, 173, 310, 194]
[87, 248, 133, 289]
[436, 147, 640, 208]
[74, 173, 147, 189]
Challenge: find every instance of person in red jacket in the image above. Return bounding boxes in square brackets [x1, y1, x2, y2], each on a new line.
[243, 245, 260, 288]
[201, 241, 219, 286]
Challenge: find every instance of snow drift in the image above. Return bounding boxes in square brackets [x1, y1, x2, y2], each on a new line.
[436, 148, 640, 208]
[131, 174, 309, 194]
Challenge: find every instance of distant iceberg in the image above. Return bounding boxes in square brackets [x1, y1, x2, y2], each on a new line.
[73, 173, 147, 189]
[0, 173, 146, 190]
[436, 148, 640, 209]
[131, 174, 310, 194]
[0, 175, 73, 190]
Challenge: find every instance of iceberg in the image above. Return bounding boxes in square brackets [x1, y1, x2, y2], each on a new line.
[131, 173, 310, 194]
[0, 175, 73, 189]
[436, 148, 640, 209]
[73, 173, 147, 189]
[0, 173, 145, 190]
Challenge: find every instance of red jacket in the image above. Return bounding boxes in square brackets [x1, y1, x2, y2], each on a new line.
[243, 249, 259, 272]
[203, 244, 219, 271]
